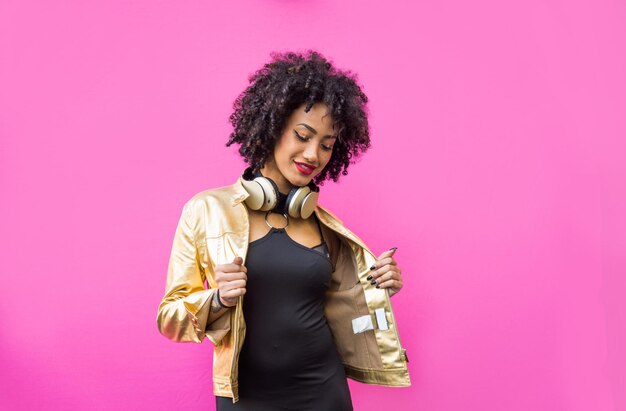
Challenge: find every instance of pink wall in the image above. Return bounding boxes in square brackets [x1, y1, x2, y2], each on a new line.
[1, 1, 625, 410]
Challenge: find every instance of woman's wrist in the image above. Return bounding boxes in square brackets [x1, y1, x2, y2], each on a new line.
[213, 289, 232, 309]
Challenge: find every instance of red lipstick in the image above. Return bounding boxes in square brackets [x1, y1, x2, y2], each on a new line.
[294, 161, 315, 175]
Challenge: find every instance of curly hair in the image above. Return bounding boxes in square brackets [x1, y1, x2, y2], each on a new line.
[225, 50, 371, 185]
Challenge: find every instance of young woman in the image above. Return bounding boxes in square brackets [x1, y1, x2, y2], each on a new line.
[157, 50, 411, 410]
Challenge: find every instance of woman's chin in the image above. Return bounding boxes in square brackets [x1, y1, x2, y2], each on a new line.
[290, 174, 315, 187]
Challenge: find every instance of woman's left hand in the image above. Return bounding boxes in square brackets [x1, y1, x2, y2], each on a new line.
[367, 247, 403, 297]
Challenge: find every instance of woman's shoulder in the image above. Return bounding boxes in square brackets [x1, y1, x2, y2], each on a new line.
[315, 203, 344, 225]
[180, 182, 241, 215]
[189, 181, 241, 202]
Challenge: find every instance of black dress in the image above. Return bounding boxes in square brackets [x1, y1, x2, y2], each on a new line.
[216, 215, 353, 411]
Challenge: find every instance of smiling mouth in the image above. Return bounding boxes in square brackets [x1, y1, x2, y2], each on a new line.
[296, 161, 315, 171]
[294, 161, 316, 175]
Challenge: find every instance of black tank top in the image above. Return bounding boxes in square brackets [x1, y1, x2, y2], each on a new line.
[216, 214, 353, 411]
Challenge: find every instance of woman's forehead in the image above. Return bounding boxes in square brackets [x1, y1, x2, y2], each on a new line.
[289, 103, 336, 133]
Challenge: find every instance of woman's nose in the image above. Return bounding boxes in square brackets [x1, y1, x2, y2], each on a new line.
[303, 144, 318, 163]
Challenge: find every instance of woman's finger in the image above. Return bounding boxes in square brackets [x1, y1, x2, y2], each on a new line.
[371, 270, 399, 286]
[216, 262, 248, 273]
[367, 264, 397, 282]
[221, 287, 246, 300]
[375, 247, 397, 261]
[377, 278, 402, 291]
[222, 279, 247, 291]
[370, 257, 397, 270]
[216, 271, 248, 282]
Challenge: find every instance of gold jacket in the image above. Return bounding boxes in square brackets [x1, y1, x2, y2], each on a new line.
[156, 176, 411, 403]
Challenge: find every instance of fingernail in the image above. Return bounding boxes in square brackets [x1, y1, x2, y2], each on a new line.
[376, 284, 380, 289]
[366, 275, 373, 281]
[370, 279, 377, 285]
[370, 265, 376, 270]
[389, 247, 398, 251]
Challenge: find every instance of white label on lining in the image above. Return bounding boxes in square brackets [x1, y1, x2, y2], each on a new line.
[375, 308, 389, 331]
[352, 315, 374, 334]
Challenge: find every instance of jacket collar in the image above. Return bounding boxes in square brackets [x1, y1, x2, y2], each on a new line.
[232, 175, 250, 206]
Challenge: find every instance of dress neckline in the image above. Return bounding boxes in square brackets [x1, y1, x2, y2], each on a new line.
[250, 227, 325, 250]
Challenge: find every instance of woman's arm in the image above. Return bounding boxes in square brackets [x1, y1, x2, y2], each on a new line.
[156, 202, 232, 345]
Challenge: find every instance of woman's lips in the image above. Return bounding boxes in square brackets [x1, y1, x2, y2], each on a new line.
[294, 161, 315, 175]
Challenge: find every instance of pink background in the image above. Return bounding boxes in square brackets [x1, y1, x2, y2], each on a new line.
[1, 1, 625, 410]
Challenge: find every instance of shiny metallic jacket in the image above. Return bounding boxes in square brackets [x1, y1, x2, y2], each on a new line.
[156, 176, 411, 403]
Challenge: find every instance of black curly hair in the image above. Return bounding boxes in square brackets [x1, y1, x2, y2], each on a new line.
[225, 50, 371, 185]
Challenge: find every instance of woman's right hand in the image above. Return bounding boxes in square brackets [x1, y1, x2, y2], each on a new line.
[214, 256, 248, 307]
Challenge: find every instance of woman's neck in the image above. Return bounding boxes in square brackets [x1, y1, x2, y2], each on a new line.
[259, 163, 293, 194]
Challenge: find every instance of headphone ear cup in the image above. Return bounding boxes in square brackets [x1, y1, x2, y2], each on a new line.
[287, 186, 316, 218]
[299, 190, 319, 219]
[286, 186, 307, 218]
[254, 177, 279, 211]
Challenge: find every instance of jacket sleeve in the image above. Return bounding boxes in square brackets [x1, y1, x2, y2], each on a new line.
[156, 201, 231, 345]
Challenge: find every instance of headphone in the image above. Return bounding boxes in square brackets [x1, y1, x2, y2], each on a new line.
[240, 166, 320, 219]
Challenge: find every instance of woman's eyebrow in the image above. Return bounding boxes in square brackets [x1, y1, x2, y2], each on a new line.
[296, 123, 337, 139]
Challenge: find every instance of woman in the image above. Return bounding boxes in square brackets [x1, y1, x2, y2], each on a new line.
[157, 50, 410, 411]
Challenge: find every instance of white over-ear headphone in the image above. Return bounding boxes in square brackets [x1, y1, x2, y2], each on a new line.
[240, 166, 320, 219]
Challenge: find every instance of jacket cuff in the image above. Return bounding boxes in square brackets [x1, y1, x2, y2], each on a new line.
[184, 288, 231, 345]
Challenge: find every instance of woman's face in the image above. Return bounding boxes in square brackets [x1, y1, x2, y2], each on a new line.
[261, 102, 337, 193]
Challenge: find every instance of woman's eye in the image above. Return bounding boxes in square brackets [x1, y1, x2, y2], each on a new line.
[295, 131, 332, 151]
[294, 131, 308, 141]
